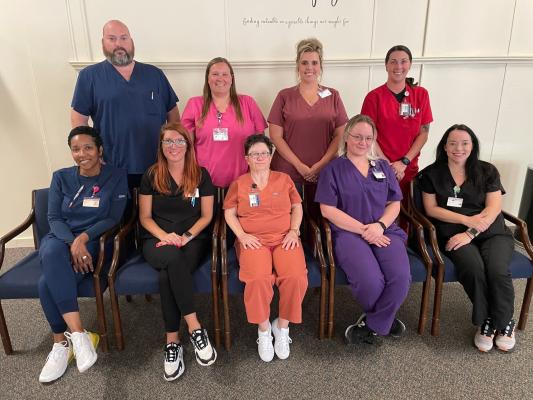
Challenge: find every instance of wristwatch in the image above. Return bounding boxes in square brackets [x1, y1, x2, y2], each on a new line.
[400, 157, 411, 166]
[376, 220, 387, 231]
[466, 228, 479, 238]
[183, 231, 193, 238]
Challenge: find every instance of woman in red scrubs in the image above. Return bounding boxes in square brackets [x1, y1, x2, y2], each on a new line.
[361, 45, 433, 199]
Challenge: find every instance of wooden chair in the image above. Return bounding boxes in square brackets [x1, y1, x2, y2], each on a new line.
[321, 206, 433, 338]
[0, 189, 116, 354]
[220, 206, 328, 350]
[107, 190, 221, 351]
[409, 179, 533, 336]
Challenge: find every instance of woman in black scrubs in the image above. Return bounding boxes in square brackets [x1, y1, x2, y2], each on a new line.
[417, 124, 515, 353]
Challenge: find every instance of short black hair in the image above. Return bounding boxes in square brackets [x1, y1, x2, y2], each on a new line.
[68, 126, 103, 148]
[244, 134, 274, 155]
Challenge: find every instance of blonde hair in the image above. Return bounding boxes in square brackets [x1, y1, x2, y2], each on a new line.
[339, 114, 379, 161]
[296, 38, 323, 73]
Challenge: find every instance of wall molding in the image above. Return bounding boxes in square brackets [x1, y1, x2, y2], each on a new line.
[70, 56, 533, 71]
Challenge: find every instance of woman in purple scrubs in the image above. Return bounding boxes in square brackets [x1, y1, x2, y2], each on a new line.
[315, 114, 410, 345]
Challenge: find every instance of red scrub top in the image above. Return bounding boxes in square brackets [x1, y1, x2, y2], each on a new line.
[361, 83, 432, 180]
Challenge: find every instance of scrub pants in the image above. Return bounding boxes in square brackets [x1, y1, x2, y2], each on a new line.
[444, 234, 514, 330]
[143, 238, 209, 332]
[38, 233, 99, 334]
[237, 241, 308, 324]
[334, 231, 411, 335]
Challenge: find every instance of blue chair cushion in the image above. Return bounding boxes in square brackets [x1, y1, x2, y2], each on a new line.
[0, 251, 108, 299]
[434, 249, 533, 282]
[225, 243, 323, 294]
[114, 250, 214, 295]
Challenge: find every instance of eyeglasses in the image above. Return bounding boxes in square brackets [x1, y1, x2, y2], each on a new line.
[247, 151, 271, 160]
[162, 139, 187, 147]
[348, 134, 373, 143]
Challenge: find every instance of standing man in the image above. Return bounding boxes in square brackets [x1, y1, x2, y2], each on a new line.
[71, 20, 180, 187]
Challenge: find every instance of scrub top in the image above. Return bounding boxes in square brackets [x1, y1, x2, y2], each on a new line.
[417, 161, 510, 241]
[315, 157, 406, 240]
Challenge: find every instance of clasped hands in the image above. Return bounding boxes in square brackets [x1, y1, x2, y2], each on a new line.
[361, 223, 390, 247]
[156, 232, 192, 248]
[445, 212, 491, 251]
[238, 229, 299, 251]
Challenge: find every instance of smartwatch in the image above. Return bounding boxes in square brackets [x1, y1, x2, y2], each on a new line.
[376, 220, 387, 231]
[466, 228, 479, 238]
[183, 231, 193, 238]
[400, 157, 411, 166]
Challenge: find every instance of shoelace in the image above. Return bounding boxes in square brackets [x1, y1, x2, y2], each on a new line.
[165, 344, 179, 362]
[501, 320, 516, 337]
[480, 319, 494, 336]
[276, 331, 292, 347]
[191, 330, 207, 350]
[47, 342, 69, 362]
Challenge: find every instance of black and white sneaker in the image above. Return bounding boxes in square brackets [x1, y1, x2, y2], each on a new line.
[344, 314, 380, 345]
[388, 318, 406, 338]
[164, 342, 185, 381]
[190, 328, 217, 366]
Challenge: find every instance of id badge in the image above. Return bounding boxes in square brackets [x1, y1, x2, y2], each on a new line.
[249, 193, 260, 207]
[318, 88, 332, 98]
[213, 127, 229, 141]
[447, 197, 463, 207]
[399, 102, 411, 117]
[82, 197, 100, 208]
[372, 170, 386, 180]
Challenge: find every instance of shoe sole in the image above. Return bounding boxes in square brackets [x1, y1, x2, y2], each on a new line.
[164, 362, 185, 381]
[388, 319, 406, 338]
[196, 347, 217, 367]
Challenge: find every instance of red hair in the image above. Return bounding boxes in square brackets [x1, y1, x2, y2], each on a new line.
[147, 122, 201, 197]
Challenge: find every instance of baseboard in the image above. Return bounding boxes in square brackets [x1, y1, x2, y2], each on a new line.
[5, 236, 34, 248]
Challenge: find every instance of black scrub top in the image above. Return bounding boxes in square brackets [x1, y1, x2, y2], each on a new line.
[140, 167, 215, 240]
[417, 161, 510, 241]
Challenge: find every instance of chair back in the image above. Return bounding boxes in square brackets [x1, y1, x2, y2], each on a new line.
[33, 188, 50, 249]
[410, 178, 425, 215]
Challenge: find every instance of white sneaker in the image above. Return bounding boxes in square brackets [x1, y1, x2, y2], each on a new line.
[38, 340, 74, 383]
[257, 324, 274, 362]
[65, 330, 99, 373]
[189, 328, 217, 366]
[164, 342, 185, 381]
[271, 318, 292, 360]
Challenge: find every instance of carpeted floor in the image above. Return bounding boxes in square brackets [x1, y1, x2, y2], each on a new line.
[1, 247, 532, 400]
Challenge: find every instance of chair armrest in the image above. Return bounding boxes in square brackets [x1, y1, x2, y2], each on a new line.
[502, 211, 533, 260]
[219, 214, 230, 276]
[321, 217, 336, 273]
[400, 205, 433, 270]
[93, 223, 122, 278]
[0, 207, 35, 271]
[302, 208, 327, 271]
[409, 203, 444, 266]
[108, 199, 139, 281]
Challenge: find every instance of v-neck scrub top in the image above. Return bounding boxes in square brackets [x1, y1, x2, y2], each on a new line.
[268, 86, 348, 184]
[181, 95, 267, 188]
[72, 60, 179, 174]
[315, 157, 406, 240]
[361, 84, 432, 177]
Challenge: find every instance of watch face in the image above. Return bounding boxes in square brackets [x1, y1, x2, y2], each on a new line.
[184, 231, 192, 238]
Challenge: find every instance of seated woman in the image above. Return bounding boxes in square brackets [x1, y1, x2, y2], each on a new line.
[38, 126, 128, 383]
[223, 135, 308, 362]
[181, 57, 267, 190]
[315, 114, 410, 345]
[417, 124, 515, 352]
[139, 122, 217, 381]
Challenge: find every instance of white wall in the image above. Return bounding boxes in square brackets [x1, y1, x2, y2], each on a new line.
[1, 0, 532, 247]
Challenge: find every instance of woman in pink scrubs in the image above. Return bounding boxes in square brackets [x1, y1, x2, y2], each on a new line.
[361, 45, 433, 199]
[181, 57, 267, 189]
[268, 38, 348, 193]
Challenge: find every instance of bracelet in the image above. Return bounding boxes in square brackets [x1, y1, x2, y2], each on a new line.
[376, 220, 387, 231]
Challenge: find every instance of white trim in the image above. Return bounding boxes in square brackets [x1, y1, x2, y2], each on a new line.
[69, 56, 533, 71]
[5, 237, 34, 249]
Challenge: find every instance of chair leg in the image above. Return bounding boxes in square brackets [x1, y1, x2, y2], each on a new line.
[417, 279, 430, 335]
[109, 287, 125, 351]
[0, 302, 13, 355]
[327, 272, 336, 339]
[94, 281, 109, 353]
[221, 277, 231, 350]
[211, 271, 221, 349]
[319, 277, 327, 340]
[518, 277, 533, 330]
[431, 274, 443, 336]
[125, 295, 132, 303]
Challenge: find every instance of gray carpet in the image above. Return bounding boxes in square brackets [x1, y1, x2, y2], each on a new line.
[1, 247, 532, 400]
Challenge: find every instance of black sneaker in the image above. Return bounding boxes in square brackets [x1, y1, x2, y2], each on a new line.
[164, 342, 184, 381]
[344, 315, 380, 345]
[190, 328, 217, 366]
[388, 318, 406, 338]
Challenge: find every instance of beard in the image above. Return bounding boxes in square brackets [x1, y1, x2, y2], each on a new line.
[103, 45, 134, 66]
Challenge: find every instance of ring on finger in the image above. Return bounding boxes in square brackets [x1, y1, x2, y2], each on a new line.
[82, 255, 88, 260]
